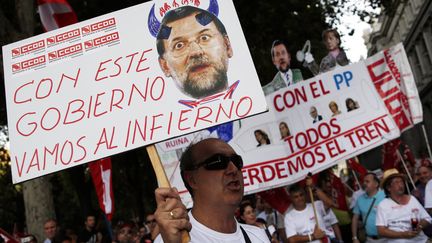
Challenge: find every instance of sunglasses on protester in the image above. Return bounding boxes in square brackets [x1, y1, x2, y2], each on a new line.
[186, 154, 243, 171]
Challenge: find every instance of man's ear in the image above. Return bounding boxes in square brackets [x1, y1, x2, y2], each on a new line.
[184, 171, 198, 190]
[224, 36, 233, 58]
[158, 57, 172, 77]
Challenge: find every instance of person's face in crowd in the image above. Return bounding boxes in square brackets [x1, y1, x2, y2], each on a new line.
[145, 214, 157, 231]
[272, 44, 291, 73]
[290, 190, 306, 210]
[85, 216, 96, 229]
[159, 12, 233, 99]
[187, 139, 244, 207]
[255, 196, 265, 212]
[44, 220, 57, 239]
[329, 102, 338, 113]
[347, 100, 355, 110]
[138, 226, 147, 238]
[241, 205, 257, 225]
[387, 177, 406, 196]
[418, 166, 432, 185]
[362, 174, 378, 193]
[279, 123, 290, 138]
[117, 226, 133, 243]
[310, 107, 318, 119]
[324, 31, 340, 51]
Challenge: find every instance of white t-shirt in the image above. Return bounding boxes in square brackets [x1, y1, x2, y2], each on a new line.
[257, 210, 285, 229]
[322, 207, 338, 239]
[154, 211, 270, 243]
[284, 201, 330, 243]
[424, 180, 432, 208]
[376, 196, 432, 243]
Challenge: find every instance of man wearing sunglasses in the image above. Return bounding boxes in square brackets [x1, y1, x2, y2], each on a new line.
[154, 138, 270, 242]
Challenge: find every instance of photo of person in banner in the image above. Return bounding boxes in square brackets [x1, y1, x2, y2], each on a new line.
[303, 29, 350, 76]
[154, 4, 234, 99]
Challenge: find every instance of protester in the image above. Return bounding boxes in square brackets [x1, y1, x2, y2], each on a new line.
[256, 201, 287, 243]
[263, 40, 304, 95]
[376, 168, 431, 242]
[284, 184, 330, 243]
[413, 164, 432, 206]
[77, 214, 102, 243]
[153, 138, 270, 242]
[351, 172, 386, 243]
[43, 219, 57, 243]
[144, 214, 159, 242]
[239, 202, 277, 242]
[114, 223, 134, 243]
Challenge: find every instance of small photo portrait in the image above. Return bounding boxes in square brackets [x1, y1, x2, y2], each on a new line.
[309, 106, 323, 124]
[328, 101, 341, 117]
[345, 98, 359, 112]
[254, 129, 271, 147]
[279, 121, 291, 139]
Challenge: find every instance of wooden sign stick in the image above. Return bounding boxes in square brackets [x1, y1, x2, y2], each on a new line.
[146, 144, 190, 242]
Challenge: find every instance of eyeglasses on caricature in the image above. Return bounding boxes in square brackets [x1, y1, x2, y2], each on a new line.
[188, 154, 243, 171]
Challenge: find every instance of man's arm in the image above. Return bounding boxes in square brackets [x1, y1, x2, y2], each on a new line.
[287, 226, 325, 243]
[351, 214, 360, 243]
[332, 223, 343, 242]
[377, 226, 417, 239]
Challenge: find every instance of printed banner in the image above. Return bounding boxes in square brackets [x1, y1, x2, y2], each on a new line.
[2, 0, 267, 183]
[156, 43, 422, 208]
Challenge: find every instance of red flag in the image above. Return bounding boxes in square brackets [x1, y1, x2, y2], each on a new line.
[37, 0, 77, 31]
[347, 158, 368, 181]
[258, 187, 291, 214]
[89, 158, 114, 221]
[328, 172, 349, 211]
[382, 138, 402, 170]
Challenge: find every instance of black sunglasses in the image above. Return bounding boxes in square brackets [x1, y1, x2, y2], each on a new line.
[187, 154, 243, 171]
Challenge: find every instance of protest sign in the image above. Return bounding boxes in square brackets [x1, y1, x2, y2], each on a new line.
[156, 43, 422, 207]
[2, 0, 267, 183]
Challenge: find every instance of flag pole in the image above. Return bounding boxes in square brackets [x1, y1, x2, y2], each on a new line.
[396, 150, 416, 190]
[306, 173, 323, 243]
[146, 144, 190, 242]
[421, 124, 432, 160]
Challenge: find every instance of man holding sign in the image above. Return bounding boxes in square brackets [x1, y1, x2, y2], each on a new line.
[156, 6, 233, 99]
[154, 138, 269, 242]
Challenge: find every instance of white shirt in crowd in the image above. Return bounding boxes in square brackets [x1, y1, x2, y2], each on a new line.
[376, 196, 432, 243]
[257, 210, 285, 230]
[322, 208, 338, 239]
[284, 200, 331, 243]
[424, 180, 432, 209]
[154, 211, 270, 243]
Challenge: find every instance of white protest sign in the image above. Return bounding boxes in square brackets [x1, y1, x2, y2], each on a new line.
[2, 0, 267, 183]
[156, 43, 422, 207]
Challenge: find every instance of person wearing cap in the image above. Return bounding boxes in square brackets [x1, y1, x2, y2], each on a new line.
[153, 138, 270, 242]
[351, 172, 386, 243]
[376, 168, 431, 242]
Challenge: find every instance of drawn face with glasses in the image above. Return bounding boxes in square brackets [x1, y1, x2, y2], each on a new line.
[158, 12, 233, 99]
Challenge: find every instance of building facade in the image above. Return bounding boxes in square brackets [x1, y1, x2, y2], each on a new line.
[366, 0, 432, 165]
